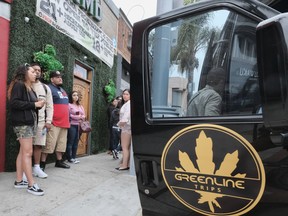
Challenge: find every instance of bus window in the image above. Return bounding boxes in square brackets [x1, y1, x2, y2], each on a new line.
[147, 9, 260, 118]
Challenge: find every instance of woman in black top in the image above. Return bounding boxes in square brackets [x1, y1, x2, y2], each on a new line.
[7, 64, 45, 196]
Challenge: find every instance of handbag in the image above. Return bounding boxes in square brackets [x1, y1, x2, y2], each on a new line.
[80, 120, 92, 133]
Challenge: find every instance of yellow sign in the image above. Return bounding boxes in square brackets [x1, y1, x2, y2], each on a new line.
[161, 124, 265, 216]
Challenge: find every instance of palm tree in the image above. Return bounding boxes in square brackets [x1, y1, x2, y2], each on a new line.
[170, 0, 213, 99]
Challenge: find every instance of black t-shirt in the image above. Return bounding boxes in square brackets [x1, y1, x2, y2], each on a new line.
[110, 108, 120, 127]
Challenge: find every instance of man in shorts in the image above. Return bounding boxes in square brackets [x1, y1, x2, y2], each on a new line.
[31, 63, 53, 178]
[40, 71, 70, 169]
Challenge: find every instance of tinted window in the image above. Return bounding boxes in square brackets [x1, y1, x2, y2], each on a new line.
[147, 9, 260, 118]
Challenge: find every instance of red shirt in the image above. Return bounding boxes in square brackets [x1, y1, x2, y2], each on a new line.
[48, 84, 70, 128]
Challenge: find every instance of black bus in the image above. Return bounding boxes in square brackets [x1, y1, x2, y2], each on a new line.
[130, 0, 288, 215]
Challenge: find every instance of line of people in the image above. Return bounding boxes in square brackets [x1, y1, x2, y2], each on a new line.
[7, 63, 85, 196]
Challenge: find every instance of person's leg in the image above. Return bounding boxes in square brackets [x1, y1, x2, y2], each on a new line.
[111, 128, 120, 159]
[55, 151, 65, 161]
[112, 128, 118, 151]
[116, 129, 121, 150]
[33, 145, 48, 178]
[55, 128, 70, 168]
[33, 121, 45, 165]
[33, 145, 42, 165]
[109, 127, 114, 151]
[19, 138, 35, 186]
[15, 149, 23, 182]
[41, 124, 58, 170]
[71, 125, 79, 159]
[55, 128, 68, 160]
[119, 132, 131, 169]
[40, 152, 48, 171]
[66, 126, 75, 161]
[116, 129, 122, 152]
[16, 137, 44, 195]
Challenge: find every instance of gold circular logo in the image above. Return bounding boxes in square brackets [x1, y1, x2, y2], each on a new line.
[161, 124, 265, 216]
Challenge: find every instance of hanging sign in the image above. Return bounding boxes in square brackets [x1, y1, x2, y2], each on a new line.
[36, 0, 114, 68]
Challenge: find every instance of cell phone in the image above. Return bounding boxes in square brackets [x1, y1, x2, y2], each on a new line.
[76, 111, 79, 115]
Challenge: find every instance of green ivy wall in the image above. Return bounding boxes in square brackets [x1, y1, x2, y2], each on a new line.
[5, 0, 116, 171]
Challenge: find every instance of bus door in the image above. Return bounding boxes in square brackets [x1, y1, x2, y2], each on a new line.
[130, 0, 288, 215]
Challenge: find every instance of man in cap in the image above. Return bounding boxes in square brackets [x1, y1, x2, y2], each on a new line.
[30, 63, 53, 178]
[40, 70, 70, 169]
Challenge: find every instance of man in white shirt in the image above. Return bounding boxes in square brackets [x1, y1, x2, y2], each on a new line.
[31, 63, 54, 178]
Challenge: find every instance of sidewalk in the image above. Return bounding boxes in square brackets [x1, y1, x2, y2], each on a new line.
[0, 153, 142, 216]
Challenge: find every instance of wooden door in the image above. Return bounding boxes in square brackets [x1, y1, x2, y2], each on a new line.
[73, 76, 91, 155]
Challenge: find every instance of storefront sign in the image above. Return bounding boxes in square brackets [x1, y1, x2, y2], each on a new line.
[36, 0, 114, 68]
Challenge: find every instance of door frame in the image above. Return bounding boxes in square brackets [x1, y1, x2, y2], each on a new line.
[73, 59, 94, 155]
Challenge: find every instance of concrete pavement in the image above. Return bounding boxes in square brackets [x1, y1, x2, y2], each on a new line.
[0, 152, 142, 216]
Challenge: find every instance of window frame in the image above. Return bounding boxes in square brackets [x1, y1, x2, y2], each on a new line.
[143, 5, 264, 125]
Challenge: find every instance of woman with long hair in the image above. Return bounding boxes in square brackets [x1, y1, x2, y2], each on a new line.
[116, 89, 131, 171]
[66, 91, 85, 164]
[7, 64, 45, 196]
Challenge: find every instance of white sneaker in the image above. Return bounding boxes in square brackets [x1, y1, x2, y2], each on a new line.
[33, 166, 48, 179]
[68, 158, 75, 163]
[72, 159, 80, 164]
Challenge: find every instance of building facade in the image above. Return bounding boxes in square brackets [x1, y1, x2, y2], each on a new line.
[1, 0, 128, 171]
[116, 9, 132, 94]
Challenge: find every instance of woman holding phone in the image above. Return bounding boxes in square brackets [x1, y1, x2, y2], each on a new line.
[66, 91, 85, 164]
[7, 64, 45, 196]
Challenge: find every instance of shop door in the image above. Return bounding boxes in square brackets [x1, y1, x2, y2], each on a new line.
[73, 76, 91, 155]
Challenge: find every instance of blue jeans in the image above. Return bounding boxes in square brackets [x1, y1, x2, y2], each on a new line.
[112, 126, 121, 151]
[66, 124, 79, 160]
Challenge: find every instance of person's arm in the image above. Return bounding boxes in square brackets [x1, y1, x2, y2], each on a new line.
[118, 101, 131, 127]
[10, 82, 36, 110]
[80, 105, 86, 120]
[69, 104, 83, 121]
[44, 84, 53, 129]
[204, 94, 222, 116]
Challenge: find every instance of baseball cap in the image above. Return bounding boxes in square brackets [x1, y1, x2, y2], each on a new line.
[50, 71, 62, 78]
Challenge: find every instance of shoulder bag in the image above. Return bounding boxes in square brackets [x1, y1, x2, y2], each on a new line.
[80, 120, 92, 133]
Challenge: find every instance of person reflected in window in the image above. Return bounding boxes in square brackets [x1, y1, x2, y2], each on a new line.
[187, 68, 225, 116]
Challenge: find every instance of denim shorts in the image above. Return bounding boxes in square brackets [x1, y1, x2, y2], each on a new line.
[13, 125, 36, 139]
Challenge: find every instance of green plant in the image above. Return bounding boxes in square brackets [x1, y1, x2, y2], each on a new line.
[103, 79, 116, 103]
[33, 44, 64, 81]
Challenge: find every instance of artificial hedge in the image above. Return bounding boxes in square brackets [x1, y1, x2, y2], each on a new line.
[5, 0, 117, 171]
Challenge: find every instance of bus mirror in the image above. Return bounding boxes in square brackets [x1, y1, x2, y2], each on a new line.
[256, 13, 288, 129]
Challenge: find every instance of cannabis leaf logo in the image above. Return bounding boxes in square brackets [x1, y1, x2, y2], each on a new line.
[175, 130, 246, 213]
